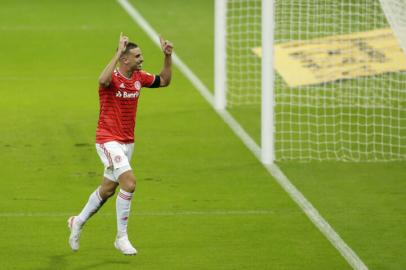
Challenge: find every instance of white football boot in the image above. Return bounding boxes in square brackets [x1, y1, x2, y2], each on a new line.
[114, 234, 137, 255]
[67, 216, 83, 251]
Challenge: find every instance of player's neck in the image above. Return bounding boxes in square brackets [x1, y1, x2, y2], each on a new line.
[118, 66, 133, 79]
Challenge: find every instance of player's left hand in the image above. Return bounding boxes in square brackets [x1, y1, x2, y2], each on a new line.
[118, 32, 129, 54]
[160, 36, 173, 56]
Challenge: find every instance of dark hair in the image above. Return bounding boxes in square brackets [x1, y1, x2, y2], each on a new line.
[121, 42, 138, 55]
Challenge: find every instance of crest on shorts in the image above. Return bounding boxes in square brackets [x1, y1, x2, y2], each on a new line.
[114, 155, 122, 163]
[134, 81, 141, 90]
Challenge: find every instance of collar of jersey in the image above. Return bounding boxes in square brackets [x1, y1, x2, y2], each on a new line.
[116, 68, 133, 80]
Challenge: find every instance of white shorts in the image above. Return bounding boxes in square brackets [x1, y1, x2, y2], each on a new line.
[95, 141, 134, 182]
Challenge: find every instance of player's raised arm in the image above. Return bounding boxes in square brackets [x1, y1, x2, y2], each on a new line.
[158, 36, 173, 87]
[98, 33, 129, 87]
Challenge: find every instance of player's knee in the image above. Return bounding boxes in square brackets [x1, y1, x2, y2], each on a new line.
[105, 189, 116, 198]
[99, 187, 116, 200]
[128, 184, 136, 193]
[125, 178, 136, 193]
[120, 173, 136, 193]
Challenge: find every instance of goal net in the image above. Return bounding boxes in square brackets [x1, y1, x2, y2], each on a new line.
[223, 0, 406, 161]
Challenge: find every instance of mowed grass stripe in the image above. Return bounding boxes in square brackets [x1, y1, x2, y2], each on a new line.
[121, 0, 367, 269]
[0, 1, 352, 269]
[131, 0, 406, 269]
[0, 210, 275, 217]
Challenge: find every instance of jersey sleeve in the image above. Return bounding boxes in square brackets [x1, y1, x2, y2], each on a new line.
[99, 73, 117, 91]
[140, 71, 160, 88]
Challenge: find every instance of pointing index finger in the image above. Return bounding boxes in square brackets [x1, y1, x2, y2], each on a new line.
[159, 36, 165, 46]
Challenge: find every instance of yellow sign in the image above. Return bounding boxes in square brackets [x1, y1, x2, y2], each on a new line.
[253, 28, 406, 87]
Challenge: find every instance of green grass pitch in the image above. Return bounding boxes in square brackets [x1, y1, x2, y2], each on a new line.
[0, 0, 404, 269]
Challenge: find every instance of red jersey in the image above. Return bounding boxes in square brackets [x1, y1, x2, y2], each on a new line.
[96, 68, 156, 144]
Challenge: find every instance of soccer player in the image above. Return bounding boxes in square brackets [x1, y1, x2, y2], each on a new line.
[68, 33, 173, 255]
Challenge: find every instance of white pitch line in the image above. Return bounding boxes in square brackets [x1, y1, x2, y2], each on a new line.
[266, 164, 368, 270]
[0, 210, 274, 217]
[116, 1, 368, 269]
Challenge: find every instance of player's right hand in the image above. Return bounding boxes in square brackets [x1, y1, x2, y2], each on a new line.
[159, 36, 173, 56]
[118, 32, 129, 54]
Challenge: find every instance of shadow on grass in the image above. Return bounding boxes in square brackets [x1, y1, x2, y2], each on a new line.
[39, 253, 131, 270]
[74, 260, 131, 270]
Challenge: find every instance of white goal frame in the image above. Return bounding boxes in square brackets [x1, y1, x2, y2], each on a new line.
[215, 0, 275, 164]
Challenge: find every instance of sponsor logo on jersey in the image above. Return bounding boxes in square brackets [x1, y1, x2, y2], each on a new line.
[134, 81, 141, 90]
[119, 83, 125, 89]
[115, 90, 139, 99]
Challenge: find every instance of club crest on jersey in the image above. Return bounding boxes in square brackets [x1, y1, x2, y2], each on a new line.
[134, 81, 141, 90]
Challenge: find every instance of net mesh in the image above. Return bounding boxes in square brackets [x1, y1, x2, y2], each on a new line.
[226, 0, 262, 105]
[225, 0, 406, 161]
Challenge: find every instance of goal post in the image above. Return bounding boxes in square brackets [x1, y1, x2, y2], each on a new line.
[261, 0, 275, 164]
[214, 0, 227, 111]
[215, 0, 276, 164]
[215, 0, 406, 162]
[379, 0, 406, 55]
